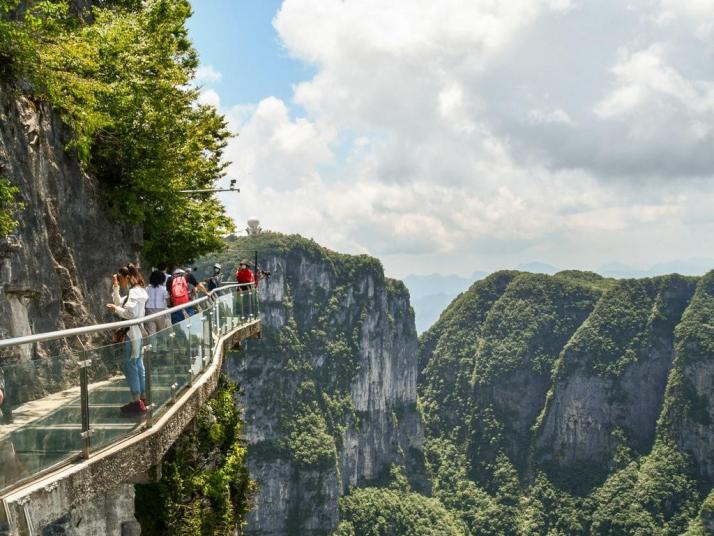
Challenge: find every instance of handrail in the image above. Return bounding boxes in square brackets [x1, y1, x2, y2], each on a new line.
[0, 283, 261, 499]
[0, 282, 254, 349]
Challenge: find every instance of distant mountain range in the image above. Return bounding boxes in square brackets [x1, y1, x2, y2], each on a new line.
[597, 258, 714, 278]
[403, 259, 714, 333]
[403, 272, 486, 333]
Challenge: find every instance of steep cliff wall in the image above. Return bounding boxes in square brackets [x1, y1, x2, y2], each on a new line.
[0, 82, 140, 361]
[203, 233, 424, 536]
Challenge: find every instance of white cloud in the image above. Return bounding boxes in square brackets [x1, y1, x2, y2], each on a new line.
[195, 64, 223, 83]
[529, 108, 575, 125]
[657, 0, 714, 39]
[198, 89, 221, 108]
[595, 44, 714, 119]
[215, 0, 714, 275]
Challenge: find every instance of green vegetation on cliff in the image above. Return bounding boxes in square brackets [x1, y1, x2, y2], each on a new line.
[203, 233, 403, 475]
[0, 177, 21, 236]
[0, 0, 234, 261]
[198, 233, 425, 535]
[417, 270, 714, 535]
[334, 467, 466, 536]
[135, 377, 255, 536]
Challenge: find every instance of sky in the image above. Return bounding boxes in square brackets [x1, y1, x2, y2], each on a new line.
[187, 0, 714, 279]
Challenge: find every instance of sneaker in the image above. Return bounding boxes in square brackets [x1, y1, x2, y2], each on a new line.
[120, 400, 147, 415]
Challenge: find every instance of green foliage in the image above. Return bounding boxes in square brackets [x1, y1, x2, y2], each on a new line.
[682, 490, 714, 535]
[0, 177, 22, 236]
[473, 272, 603, 383]
[518, 472, 586, 536]
[418, 271, 518, 441]
[135, 377, 255, 535]
[286, 408, 337, 468]
[656, 273, 714, 448]
[1, 0, 235, 264]
[589, 440, 700, 536]
[555, 275, 695, 379]
[424, 438, 512, 536]
[336, 486, 467, 536]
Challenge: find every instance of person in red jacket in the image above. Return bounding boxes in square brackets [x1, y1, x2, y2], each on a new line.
[235, 261, 256, 287]
[234, 260, 256, 318]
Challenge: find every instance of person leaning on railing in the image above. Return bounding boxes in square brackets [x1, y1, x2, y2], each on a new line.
[234, 260, 255, 317]
[235, 260, 256, 287]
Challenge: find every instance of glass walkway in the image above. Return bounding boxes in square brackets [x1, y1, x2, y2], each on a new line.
[0, 283, 260, 497]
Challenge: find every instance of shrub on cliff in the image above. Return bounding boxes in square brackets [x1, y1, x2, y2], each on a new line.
[135, 377, 255, 535]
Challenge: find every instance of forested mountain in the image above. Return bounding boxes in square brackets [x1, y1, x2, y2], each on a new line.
[417, 270, 714, 535]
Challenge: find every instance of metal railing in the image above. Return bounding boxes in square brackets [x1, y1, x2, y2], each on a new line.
[0, 283, 259, 494]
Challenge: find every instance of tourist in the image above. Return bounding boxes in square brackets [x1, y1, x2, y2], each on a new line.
[144, 269, 170, 336]
[235, 260, 255, 287]
[158, 262, 170, 282]
[234, 261, 256, 318]
[166, 267, 208, 324]
[107, 263, 149, 415]
[206, 263, 223, 292]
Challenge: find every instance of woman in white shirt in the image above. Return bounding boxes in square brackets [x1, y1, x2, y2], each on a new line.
[144, 270, 170, 335]
[107, 263, 149, 415]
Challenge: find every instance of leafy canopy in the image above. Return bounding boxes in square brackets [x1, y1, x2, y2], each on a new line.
[0, 0, 235, 262]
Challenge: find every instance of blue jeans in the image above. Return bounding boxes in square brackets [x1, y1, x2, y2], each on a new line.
[123, 340, 145, 397]
[171, 306, 195, 325]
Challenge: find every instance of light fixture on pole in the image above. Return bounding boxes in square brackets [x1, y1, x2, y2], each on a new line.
[178, 178, 239, 194]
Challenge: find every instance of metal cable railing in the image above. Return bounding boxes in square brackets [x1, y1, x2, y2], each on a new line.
[0, 283, 260, 494]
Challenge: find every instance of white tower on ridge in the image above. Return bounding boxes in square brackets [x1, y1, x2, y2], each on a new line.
[246, 218, 262, 236]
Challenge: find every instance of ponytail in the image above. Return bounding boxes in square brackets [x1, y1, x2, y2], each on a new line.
[118, 263, 145, 288]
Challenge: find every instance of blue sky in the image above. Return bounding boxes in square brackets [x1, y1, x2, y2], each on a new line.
[188, 1, 311, 108]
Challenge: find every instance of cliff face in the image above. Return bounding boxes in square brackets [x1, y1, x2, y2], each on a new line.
[418, 270, 714, 534]
[209, 233, 424, 536]
[0, 82, 140, 360]
[535, 275, 696, 486]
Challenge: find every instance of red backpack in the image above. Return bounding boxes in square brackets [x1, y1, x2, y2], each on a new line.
[170, 274, 190, 306]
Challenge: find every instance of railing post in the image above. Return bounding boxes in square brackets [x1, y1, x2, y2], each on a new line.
[168, 331, 177, 404]
[186, 319, 194, 387]
[78, 358, 93, 459]
[2, 375, 13, 424]
[248, 285, 254, 318]
[239, 287, 245, 321]
[144, 344, 153, 427]
[207, 309, 214, 350]
[201, 314, 209, 370]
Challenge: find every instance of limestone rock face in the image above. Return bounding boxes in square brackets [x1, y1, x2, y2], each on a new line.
[40, 484, 140, 536]
[219, 235, 424, 536]
[0, 83, 140, 358]
[536, 276, 695, 477]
